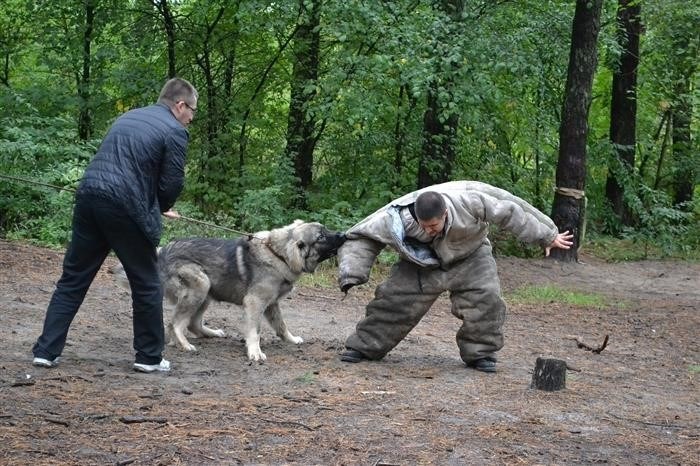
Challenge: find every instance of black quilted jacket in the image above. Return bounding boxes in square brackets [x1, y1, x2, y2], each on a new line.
[77, 103, 188, 246]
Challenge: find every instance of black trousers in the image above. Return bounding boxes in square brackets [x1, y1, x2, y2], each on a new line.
[32, 195, 164, 365]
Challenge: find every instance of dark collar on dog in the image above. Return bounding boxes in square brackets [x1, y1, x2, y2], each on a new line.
[259, 239, 288, 266]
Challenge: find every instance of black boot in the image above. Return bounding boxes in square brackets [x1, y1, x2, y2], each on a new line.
[340, 348, 368, 363]
[466, 357, 496, 373]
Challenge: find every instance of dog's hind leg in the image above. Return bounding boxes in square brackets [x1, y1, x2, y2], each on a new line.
[188, 297, 226, 339]
[171, 298, 202, 352]
[169, 265, 211, 351]
[264, 302, 303, 345]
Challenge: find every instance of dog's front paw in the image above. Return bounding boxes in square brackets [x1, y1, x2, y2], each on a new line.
[182, 342, 197, 352]
[287, 334, 303, 345]
[247, 347, 267, 362]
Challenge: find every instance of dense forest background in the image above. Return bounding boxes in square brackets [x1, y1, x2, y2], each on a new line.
[0, 0, 697, 260]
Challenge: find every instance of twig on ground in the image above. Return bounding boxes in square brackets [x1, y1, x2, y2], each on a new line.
[26, 450, 56, 457]
[373, 460, 400, 466]
[119, 416, 168, 424]
[565, 363, 582, 372]
[261, 418, 316, 431]
[282, 394, 313, 403]
[44, 416, 69, 427]
[45, 375, 93, 383]
[565, 334, 609, 353]
[607, 412, 697, 429]
[11, 377, 35, 387]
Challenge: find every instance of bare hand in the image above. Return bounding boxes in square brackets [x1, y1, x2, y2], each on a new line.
[545, 230, 574, 257]
[162, 209, 181, 219]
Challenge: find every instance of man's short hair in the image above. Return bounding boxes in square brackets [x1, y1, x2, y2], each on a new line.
[157, 78, 198, 107]
[415, 191, 446, 221]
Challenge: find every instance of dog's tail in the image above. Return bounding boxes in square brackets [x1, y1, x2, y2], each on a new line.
[108, 247, 162, 291]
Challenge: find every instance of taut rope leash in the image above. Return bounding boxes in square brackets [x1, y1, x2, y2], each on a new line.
[169, 214, 253, 237]
[0, 173, 78, 193]
[0, 173, 255, 237]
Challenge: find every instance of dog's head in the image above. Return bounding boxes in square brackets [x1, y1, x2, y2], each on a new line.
[269, 220, 346, 274]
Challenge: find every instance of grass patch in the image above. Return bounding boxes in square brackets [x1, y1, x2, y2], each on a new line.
[297, 250, 396, 289]
[689, 365, 700, 374]
[295, 371, 316, 384]
[297, 258, 341, 288]
[585, 234, 700, 261]
[507, 284, 615, 310]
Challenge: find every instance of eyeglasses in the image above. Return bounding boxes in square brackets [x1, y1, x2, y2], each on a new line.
[180, 101, 197, 114]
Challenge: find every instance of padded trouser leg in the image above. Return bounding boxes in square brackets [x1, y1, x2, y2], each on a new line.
[345, 260, 442, 359]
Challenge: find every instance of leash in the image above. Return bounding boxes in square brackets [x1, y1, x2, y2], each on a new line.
[170, 214, 253, 237]
[0, 173, 78, 193]
[1, 172, 255, 237]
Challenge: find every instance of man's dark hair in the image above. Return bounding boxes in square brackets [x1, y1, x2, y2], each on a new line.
[157, 78, 198, 107]
[415, 191, 446, 221]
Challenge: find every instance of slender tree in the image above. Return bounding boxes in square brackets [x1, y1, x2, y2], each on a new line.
[77, 0, 96, 141]
[549, 0, 603, 262]
[669, 37, 697, 208]
[671, 87, 695, 208]
[284, 0, 322, 208]
[605, 0, 641, 227]
[153, 0, 177, 78]
[0, 0, 32, 87]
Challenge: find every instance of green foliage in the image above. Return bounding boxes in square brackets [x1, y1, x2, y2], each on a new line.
[621, 186, 696, 259]
[0, 105, 95, 244]
[237, 185, 296, 232]
[0, 0, 696, 262]
[5, 191, 74, 247]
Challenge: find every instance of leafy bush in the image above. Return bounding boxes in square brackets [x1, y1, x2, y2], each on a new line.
[621, 185, 696, 259]
[0, 112, 95, 244]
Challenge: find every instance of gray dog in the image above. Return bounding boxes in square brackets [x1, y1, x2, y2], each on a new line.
[112, 220, 345, 361]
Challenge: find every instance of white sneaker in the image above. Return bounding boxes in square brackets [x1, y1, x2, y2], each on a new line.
[33, 357, 60, 368]
[133, 359, 171, 373]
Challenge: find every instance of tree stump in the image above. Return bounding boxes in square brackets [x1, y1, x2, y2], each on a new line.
[531, 357, 567, 391]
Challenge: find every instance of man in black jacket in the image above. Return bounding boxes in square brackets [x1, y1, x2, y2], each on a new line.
[31, 78, 198, 373]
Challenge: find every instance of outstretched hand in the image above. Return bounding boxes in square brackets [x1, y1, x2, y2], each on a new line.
[162, 209, 181, 219]
[545, 230, 574, 257]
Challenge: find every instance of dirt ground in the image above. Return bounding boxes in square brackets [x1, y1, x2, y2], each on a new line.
[0, 238, 698, 466]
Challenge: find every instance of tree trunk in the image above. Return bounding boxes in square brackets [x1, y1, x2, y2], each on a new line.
[419, 84, 459, 188]
[284, 0, 322, 208]
[77, 0, 95, 141]
[417, 0, 463, 189]
[239, 23, 299, 179]
[190, 6, 232, 211]
[605, 0, 641, 228]
[550, 0, 603, 262]
[671, 90, 695, 208]
[155, 0, 177, 78]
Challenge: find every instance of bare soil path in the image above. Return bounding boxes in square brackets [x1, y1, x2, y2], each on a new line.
[1, 239, 698, 465]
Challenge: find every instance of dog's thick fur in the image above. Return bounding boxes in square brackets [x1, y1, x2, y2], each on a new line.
[112, 220, 345, 361]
